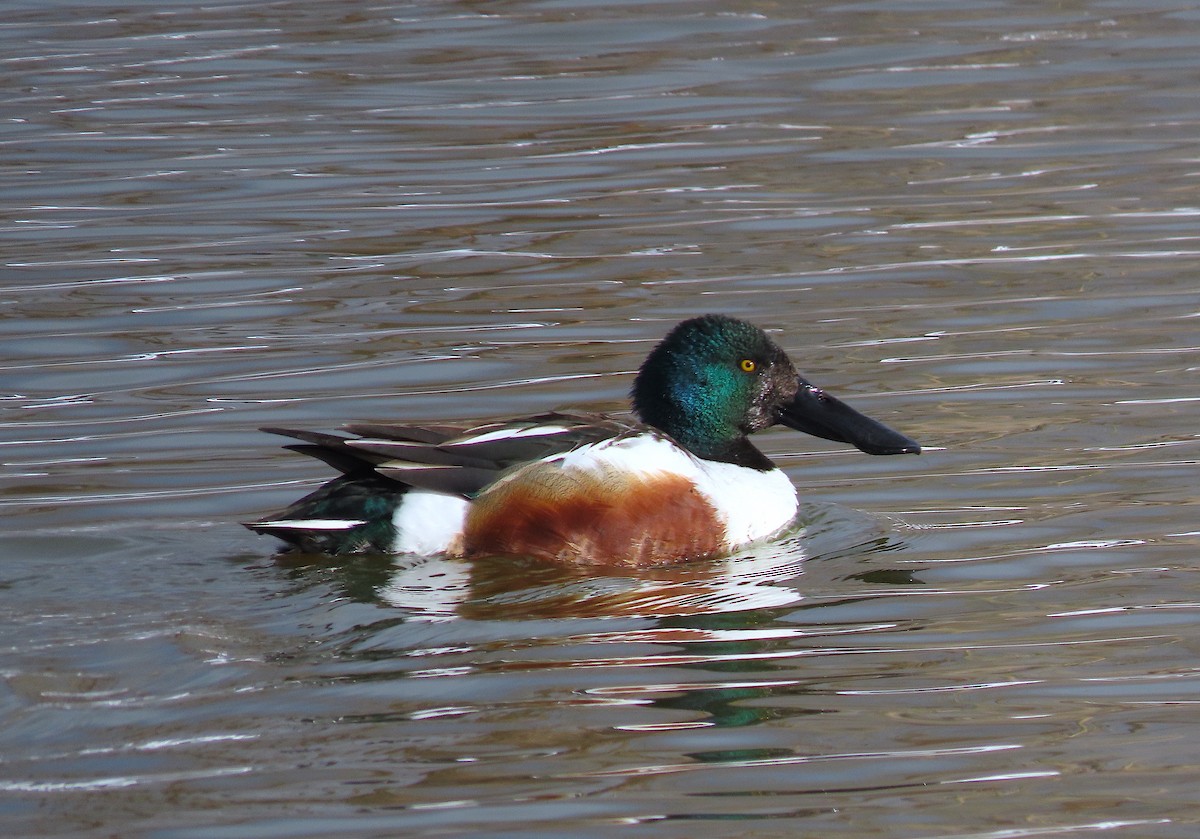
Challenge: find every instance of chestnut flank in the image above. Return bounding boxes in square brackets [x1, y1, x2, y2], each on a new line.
[462, 463, 726, 566]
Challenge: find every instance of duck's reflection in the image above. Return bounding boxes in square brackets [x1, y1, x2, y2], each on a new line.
[270, 530, 808, 620]
[269, 503, 916, 621]
[378, 535, 808, 620]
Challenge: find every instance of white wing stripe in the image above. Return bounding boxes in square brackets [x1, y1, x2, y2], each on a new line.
[445, 424, 575, 446]
[255, 519, 366, 530]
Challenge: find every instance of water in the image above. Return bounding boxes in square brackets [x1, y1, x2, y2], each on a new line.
[3, 0, 1200, 835]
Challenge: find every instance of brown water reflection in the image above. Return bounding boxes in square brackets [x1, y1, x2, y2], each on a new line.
[4, 0, 1200, 836]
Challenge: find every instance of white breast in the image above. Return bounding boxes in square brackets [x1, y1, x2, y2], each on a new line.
[690, 458, 799, 547]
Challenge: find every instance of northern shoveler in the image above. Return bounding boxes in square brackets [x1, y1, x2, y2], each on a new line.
[246, 315, 920, 566]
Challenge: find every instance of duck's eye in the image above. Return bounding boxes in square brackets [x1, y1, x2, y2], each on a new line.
[739, 358, 757, 373]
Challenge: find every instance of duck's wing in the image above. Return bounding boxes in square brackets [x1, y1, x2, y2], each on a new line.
[262, 411, 638, 498]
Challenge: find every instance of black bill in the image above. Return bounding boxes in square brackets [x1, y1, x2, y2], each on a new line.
[777, 376, 921, 455]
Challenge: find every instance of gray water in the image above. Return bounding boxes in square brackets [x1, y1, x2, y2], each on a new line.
[3, 1, 1200, 836]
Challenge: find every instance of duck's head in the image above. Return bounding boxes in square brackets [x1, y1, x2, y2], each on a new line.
[632, 314, 920, 468]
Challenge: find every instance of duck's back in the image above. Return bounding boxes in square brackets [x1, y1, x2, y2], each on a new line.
[244, 413, 638, 557]
[245, 415, 798, 564]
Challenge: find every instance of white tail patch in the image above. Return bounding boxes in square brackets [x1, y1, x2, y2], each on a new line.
[390, 490, 470, 555]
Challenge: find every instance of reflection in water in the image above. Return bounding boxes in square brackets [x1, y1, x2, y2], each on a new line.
[278, 531, 811, 619]
[274, 502, 914, 620]
[7, 0, 1200, 834]
[386, 544, 808, 619]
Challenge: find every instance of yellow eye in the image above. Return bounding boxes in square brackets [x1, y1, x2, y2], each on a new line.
[739, 358, 757, 373]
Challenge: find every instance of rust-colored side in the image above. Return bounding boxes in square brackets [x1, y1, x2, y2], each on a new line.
[461, 462, 727, 567]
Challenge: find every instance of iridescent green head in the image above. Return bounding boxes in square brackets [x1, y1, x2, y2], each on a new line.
[632, 315, 920, 468]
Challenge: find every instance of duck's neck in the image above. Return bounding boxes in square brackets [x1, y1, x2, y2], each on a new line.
[642, 416, 777, 471]
[692, 434, 777, 471]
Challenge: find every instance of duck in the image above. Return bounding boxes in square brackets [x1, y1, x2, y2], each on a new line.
[245, 314, 920, 566]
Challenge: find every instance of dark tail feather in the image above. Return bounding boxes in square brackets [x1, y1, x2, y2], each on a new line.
[244, 474, 407, 554]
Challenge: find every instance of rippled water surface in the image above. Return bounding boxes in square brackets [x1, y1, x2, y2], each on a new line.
[4, 1, 1200, 836]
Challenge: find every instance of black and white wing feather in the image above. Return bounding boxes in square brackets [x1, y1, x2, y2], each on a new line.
[262, 411, 638, 498]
